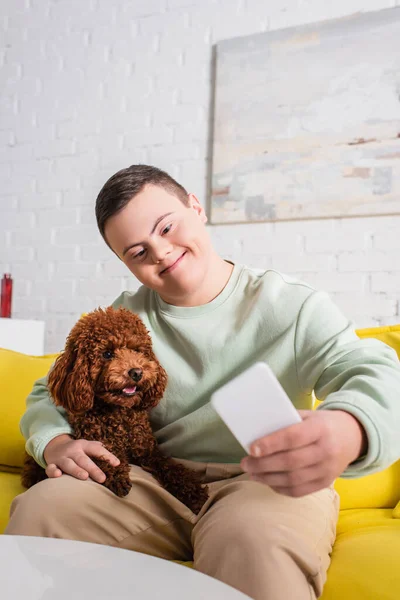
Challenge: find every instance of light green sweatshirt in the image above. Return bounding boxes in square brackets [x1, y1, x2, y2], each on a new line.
[22, 264, 400, 477]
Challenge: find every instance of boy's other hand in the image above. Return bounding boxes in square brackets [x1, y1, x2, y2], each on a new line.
[240, 410, 368, 497]
[44, 434, 120, 483]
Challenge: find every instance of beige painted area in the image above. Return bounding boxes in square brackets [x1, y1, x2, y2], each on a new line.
[211, 8, 400, 224]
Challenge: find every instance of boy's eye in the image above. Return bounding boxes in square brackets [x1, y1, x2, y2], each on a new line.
[103, 350, 114, 359]
[133, 248, 146, 260]
[162, 223, 172, 235]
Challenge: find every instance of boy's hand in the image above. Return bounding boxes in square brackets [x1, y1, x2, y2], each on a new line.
[44, 434, 120, 483]
[241, 410, 368, 497]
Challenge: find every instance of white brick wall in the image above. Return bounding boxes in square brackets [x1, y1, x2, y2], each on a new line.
[1, 0, 400, 352]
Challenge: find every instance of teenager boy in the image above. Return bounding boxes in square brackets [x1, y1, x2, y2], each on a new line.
[6, 165, 400, 600]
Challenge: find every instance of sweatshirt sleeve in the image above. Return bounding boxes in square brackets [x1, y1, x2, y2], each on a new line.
[294, 290, 400, 478]
[20, 374, 73, 468]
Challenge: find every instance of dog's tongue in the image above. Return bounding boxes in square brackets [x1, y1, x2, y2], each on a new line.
[123, 386, 137, 395]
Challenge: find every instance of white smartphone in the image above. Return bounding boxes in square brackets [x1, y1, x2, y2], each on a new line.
[211, 362, 301, 454]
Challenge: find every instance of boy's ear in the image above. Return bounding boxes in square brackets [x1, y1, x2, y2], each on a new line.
[188, 193, 208, 223]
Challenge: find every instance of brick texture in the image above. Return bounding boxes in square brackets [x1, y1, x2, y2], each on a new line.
[1, 0, 399, 352]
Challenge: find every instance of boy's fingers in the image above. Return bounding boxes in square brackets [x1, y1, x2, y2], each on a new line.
[86, 442, 120, 466]
[45, 463, 62, 478]
[243, 444, 321, 474]
[250, 417, 321, 457]
[75, 455, 106, 483]
[57, 457, 89, 480]
[44, 440, 119, 483]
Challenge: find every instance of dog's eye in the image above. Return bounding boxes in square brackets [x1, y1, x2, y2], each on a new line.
[102, 350, 114, 360]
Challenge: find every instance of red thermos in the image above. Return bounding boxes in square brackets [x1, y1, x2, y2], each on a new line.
[1, 274, 13, 318]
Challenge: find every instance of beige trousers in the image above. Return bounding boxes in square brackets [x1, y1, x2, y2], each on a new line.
[5, 460, 339, 600]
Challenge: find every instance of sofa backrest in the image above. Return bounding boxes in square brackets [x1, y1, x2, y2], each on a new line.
[0, 348, 57, 471]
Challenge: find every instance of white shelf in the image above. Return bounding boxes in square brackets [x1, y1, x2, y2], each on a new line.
[0, 317, 45, 356]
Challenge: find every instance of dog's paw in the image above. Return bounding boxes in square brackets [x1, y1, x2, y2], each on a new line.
[103, 476, 132, 498]
[169, 478, 209, 514]
[159, 463, 209, 514]
[93, 459, 131, 498]
[184, 483, 209, 514]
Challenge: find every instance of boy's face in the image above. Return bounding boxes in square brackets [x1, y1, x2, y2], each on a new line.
[104, 184, 211, 304]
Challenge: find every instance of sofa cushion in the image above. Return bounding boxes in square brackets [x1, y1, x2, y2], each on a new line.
[0, 471, 24, 533]
[356, 323, 400, 359]
[334, 461, 400, 510]
[320, 507, 400, 600]
[0, 348, 57, 469]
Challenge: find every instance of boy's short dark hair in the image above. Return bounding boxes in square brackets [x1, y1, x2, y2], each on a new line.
[95, 164, 189, 244]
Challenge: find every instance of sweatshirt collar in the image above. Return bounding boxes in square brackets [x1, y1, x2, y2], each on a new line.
[154, 262, 242, 318]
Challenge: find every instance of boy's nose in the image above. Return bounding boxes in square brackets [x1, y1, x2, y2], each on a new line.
[152, 252, 169, 265]
[150, 240, 173, 265]
[128, 368, 143, 382]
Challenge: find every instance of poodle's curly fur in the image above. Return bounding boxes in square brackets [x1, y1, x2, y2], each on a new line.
[21, 307, 208, 514]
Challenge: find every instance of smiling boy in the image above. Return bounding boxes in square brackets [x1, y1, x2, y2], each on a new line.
[6, 165, 400, 600]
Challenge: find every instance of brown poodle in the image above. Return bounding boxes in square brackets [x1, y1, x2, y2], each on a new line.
[21, 307, 208, 514]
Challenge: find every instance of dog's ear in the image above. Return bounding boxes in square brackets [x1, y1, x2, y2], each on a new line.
[47, 346, 94, 414]
[144, 355, 168, 407]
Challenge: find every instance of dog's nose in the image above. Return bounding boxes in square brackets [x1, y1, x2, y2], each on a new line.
[128, 368, 143, 382]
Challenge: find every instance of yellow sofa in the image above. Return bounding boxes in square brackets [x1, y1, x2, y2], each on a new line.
[1, 325, 400, 599]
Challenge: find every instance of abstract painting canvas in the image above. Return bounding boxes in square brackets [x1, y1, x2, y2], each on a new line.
[210, 8, 400, 224]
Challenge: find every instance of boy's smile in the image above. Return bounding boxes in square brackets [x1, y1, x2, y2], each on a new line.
[104, 184, 233, 307]
[159, 250, 187, 276]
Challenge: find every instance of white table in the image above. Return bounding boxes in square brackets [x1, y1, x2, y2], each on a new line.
[0, 535, 251, 600]
[0, 318, 45, 355]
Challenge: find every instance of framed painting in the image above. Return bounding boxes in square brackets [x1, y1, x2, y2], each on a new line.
[210, 8, 400, 224]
